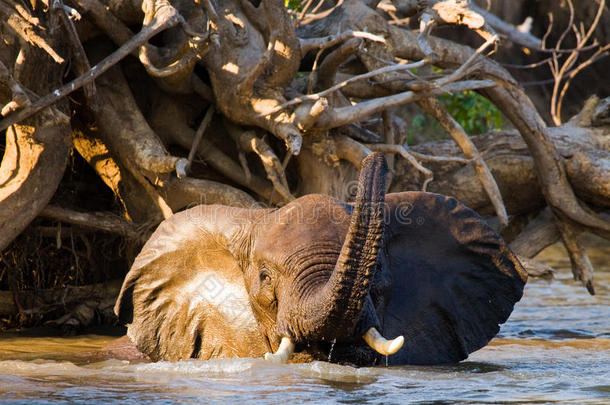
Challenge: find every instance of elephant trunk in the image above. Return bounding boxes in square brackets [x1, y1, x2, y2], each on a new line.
[294, 153, 388, 340]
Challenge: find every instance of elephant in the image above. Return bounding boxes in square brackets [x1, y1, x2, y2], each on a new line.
[114, 152, 527, 366]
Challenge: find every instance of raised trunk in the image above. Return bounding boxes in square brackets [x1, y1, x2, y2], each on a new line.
[295, 153, 388, 340]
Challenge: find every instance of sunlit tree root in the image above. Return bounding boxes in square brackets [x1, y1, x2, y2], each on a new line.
[0, 116, 71, 253]
[198, 0, 304, 155]
[145, 95, 281, 204]
[0, 30, 71, 252]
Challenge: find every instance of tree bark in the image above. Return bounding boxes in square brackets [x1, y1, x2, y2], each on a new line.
[391, 125, 610, 216]
[0, 43, 71, 252]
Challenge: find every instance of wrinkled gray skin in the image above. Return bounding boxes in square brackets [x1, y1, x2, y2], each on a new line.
[115, 153, 527, 365]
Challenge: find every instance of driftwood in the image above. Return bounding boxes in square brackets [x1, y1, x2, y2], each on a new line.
[1, 0, 609, 314]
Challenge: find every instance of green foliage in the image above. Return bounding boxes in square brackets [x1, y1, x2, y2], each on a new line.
[406, 91, 503, 143]
[406, 114, 428, 145]
[439, 90, 503, 135]
[285, 0, 301, 10]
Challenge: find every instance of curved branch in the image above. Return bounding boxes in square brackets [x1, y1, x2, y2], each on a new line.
[334, 135, 371, 169]
[72, 128, 165, 223]
[147, 97, 281, 204]
[299, 30, 385, 55]
[315, 79, 496, 129]
[161, 177, 258, 210]
[387, 23, 610, 234]
[225, 120, 293, 201]
[92, 61, 187, 178]
[557, 219, 596, 295]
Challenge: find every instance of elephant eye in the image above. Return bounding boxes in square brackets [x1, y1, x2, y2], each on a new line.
[260, 271, 272, 285]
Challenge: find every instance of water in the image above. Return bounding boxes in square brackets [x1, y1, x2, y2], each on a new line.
[0, 243, 608, 404]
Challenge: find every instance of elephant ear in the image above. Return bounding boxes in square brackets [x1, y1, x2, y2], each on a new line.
[381, 192, 527, 365]
[114, 205, 268, 361]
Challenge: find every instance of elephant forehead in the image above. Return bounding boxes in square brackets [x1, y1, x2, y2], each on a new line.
[253, 198, 350, 258]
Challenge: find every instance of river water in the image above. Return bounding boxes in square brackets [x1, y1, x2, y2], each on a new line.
[0, 243, 608, 404]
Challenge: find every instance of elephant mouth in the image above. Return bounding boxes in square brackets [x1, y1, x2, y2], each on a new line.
[264, 326, 404, 364]
[288, 332, 402, 366]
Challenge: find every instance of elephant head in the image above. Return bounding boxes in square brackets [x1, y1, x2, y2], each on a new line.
[115, 153, 527, 365]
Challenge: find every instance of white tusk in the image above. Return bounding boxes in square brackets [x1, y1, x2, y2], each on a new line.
[264, 337, 295, 363]
[363, 327, 404, 356]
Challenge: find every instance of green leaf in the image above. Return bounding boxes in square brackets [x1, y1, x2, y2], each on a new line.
[285, 0, 301, 10]
[440, 90, 502, 135]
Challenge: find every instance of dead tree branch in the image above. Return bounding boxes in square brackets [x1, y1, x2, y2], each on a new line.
[0, 0, 207, 131]
[40, 205, 144, 241]
[417, 97, 508, 225]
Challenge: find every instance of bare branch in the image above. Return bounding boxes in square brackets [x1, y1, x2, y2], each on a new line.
[237, 31, 279, 95]
[260, 58, 429, 117]
[315, 38, 362, 91]
[40, 205, 143, 241]
[225, 121, 294, 202]
[52, 0, 97, 107]
[0, 1, 202, 131]
[469, 3, 542, 50]
[366, 143, 434, 190]
[0, 60, 30, 117]
[161, 177, 258, 210]
[0, 1, 64, 64]
[339, 124, 384, 143]
[70, 0, 134, 45]
[300, 30, 385, 55]
[417, 97, 508, 225]
[510, 208, 560, 258]
[549, 0, 606, 125]
[408, 150, 471, 164]
[298, 0, 345, 26]
[187, 106, 215, 173]
[334, 135, 371, 169]
[517, 256, 555, 280]
[315, 79, 496, 129]
[418, 10, 439, 61]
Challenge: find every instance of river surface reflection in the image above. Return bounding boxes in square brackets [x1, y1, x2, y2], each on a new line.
[0, 243, 608, 404]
